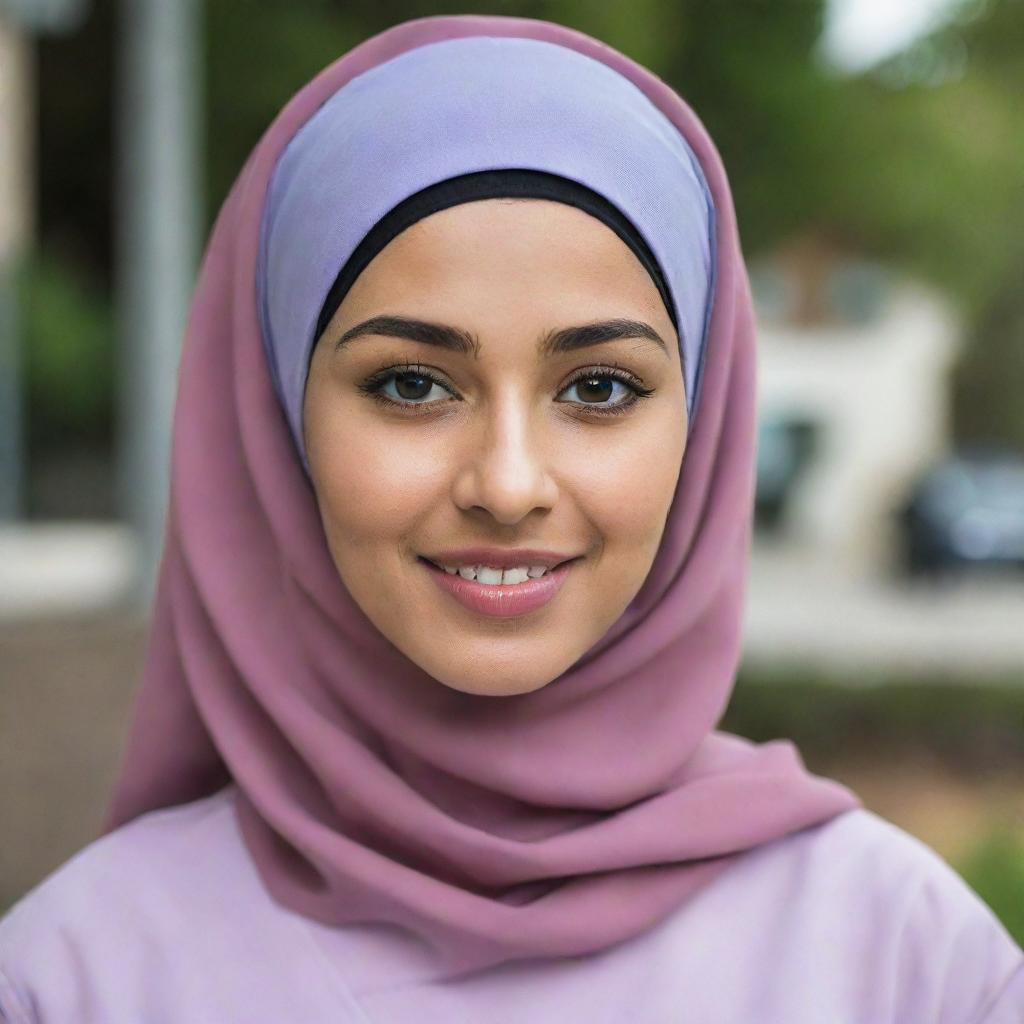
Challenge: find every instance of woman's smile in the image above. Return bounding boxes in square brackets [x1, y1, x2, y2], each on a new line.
[418, 554, 581, 619]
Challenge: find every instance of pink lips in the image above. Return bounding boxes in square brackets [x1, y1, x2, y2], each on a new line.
[420, 558, 576, 619]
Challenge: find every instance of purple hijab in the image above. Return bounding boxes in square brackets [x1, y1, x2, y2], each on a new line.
[104, 13, 862, 977]
[256, 33, 717, 469]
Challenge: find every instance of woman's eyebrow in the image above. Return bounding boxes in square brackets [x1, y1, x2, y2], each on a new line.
[333, 315, 669, 359]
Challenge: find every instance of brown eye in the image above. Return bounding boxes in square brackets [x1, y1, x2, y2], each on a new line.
[357, 364, 458, 411]
[557, 366, 655, 417]
[394, 372, 434, 401]
[574, 376, 615, 404]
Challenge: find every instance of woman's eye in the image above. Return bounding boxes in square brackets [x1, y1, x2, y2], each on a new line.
[558, 374, 635, 411]
[358, 365, 654, 417]
[356, 367, 458, 411]
[556, 367, 655, 416]
[378, 370, 454, 406]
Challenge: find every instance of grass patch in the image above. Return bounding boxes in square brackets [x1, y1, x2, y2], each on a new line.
[955, 826, 1024, 947]
[722, 666, 1024, 776]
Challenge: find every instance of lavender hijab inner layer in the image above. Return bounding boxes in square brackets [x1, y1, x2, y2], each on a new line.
[256, 35, 717, 468]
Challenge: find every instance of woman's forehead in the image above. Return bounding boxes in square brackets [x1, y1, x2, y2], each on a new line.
[347, 200, 671, 297]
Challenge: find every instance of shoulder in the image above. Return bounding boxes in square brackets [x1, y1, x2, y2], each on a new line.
[0, 786, 246, 947]
[749, 806, 1024, 1020]
[707, 803, 982, 912]
[788, 805, 1020, 929]
[765, 804, 1022, 944]
[0, 786, 303, 1022]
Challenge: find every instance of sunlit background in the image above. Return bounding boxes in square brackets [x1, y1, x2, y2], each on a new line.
[1, 0, 1022, 940]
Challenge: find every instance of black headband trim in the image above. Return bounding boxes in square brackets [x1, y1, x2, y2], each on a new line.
[313, 168, 678, 349]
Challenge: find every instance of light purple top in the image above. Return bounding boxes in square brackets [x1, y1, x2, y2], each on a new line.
[2, 786, 1021, 1022]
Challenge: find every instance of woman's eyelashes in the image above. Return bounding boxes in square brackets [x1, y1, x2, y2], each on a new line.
[356, 362, 656, 418]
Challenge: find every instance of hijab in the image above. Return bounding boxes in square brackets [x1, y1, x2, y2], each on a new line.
[103, 13, 863, 978]
[256, 32, 715, 468]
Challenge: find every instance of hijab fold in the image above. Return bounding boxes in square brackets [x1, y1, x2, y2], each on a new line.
[104, 13, 862, 978]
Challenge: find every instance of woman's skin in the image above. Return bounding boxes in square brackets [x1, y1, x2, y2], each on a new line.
[303, 198, 688, 697]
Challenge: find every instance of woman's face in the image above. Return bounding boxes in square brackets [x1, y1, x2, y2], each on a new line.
[304, 198, 687, 697]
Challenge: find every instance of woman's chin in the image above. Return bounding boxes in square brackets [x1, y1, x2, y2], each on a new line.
[434, 673, 557, 698]
[410, 642, 569, 697]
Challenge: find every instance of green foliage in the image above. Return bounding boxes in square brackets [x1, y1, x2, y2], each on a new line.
[951, 251, 1024, 449]
[657, 0, 836, 254]
[846, 0, 1024, 448]
[956, 826, 1024, 946]
[723, 667, 1024, 773]
[21, 250, 115, 452]
[203, 2, 368, 221]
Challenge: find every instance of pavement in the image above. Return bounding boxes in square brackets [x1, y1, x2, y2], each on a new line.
[0, 522, 137, 619]
[743, 538, 1024, 677]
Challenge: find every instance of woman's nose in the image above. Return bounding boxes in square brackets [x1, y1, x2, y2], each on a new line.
[450, 401, 559, 526]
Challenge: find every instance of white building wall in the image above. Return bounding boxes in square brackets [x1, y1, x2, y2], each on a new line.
[756, 279, 961, 577]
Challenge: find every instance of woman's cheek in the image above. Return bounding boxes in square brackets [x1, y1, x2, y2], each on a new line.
[317, 430, 446, 542]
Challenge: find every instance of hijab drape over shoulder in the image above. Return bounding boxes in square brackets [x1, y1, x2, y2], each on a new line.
[104, 14, 862, 977]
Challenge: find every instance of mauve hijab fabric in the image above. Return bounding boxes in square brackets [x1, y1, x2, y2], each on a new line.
[103, 13, 863, 977]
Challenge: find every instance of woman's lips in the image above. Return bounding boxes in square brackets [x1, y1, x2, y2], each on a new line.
[419, 557, 576, 619]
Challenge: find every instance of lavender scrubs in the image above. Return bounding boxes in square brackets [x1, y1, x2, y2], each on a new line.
[1, 786, 1021, 1022]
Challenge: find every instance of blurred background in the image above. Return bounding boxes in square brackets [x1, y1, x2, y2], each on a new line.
[1, 0, 1022, 940]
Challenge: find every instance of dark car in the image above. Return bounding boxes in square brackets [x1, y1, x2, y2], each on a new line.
[894, 447, 1024, 579]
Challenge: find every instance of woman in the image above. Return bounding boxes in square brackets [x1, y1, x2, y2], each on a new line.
[1, 13, 1021, 1022]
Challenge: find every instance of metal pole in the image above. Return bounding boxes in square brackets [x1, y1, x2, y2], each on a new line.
[115, 0, 202, 603]
[0, 13, 34, 521]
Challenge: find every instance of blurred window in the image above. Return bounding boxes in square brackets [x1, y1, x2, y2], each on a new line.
[826, 260, 889, 325]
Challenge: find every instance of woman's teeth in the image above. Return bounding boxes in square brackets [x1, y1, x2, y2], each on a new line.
[439, 564, 550, 585]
